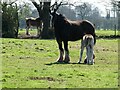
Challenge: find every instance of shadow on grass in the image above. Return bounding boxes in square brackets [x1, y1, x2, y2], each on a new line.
[45, 62, 85, 66]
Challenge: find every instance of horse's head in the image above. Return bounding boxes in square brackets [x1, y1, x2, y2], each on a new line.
[49, 2, 67, 25]
[49, 2, 62, 16]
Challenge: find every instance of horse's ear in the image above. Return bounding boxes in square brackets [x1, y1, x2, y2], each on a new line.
[59, 14, 65, 19]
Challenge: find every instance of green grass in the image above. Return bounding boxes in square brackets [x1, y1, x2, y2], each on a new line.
[18, 29, 120, 36]
[18, 29, 38, 37]
[96, 30, 120, 37]
[1, 38, 118, 88]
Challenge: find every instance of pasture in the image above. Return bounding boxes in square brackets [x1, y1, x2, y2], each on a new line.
[1, 35, 118, 88]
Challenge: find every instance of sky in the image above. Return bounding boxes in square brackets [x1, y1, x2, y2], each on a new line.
[2, 0, 113, 16]
[53, 0, 112, 16]
[37, 0, 113, 16]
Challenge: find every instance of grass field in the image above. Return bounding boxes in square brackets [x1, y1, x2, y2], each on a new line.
[96, 30, 119, 37]
[18, 29, 120, 38]
[1, 37, 118, 88]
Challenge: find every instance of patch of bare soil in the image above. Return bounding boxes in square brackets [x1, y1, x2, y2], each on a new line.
[29, 76, 64, 82]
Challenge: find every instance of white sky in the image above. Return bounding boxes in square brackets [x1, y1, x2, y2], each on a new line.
[53, 0, 112, 16]
[38, 0, 113, 16]
[2, 0, 113, 16]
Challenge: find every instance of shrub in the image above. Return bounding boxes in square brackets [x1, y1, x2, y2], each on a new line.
[2, 2, 19, 38]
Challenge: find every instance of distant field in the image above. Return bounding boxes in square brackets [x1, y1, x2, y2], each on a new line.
[18, 29, 38, 38]
[95, 30, 119, 37]
[1, 38, 118, 88]
[18, 29, 120, 38]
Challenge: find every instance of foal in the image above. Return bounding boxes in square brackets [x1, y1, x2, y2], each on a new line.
[78, 34, 94, 65]
[26, 17, 43, 36]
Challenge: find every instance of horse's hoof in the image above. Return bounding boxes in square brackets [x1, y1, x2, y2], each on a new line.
[84, 59, 87, 64]
[78, 61, 81, 64]
[26, 33, 30, 36]
[63, 60, 70, 63]
[57, 60, 63, 63]
[88, 63, 94, 65]
[90, 62, 95, 65]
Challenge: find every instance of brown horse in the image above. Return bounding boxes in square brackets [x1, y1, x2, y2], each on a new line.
[26, 17, 43, 36]
[49, 2, 96, 63]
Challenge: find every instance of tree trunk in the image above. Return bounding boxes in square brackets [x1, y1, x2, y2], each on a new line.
[0, 0, 1, 37]
[32, 1, 51, 39]
[118, 2, 120, 30]
[118, 12, 120, 30]
[41, 2, 51, 39]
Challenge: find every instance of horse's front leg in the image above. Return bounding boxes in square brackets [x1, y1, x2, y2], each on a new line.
[26, 26, 30, 35]
[57, 40, 64, 62]
[63, 41, 70, 63]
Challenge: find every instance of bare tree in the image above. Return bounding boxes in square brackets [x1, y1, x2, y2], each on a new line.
[112, 0, 120, 30]
[31, 0, 51, 39]
[75, 3, 92, 20]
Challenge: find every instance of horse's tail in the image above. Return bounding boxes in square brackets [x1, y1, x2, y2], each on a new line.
[82, 20, 96, 45]
[93, 33, 96, 45]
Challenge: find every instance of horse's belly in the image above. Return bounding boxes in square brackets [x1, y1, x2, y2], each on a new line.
[61, 31, 84, 41]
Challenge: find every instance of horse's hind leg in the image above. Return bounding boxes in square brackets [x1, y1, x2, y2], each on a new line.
[87, 45, 94, 65]
[86, 46, 90, 64]
[37, 27, 40, 37]
[63, 41, 70, 63]
[57, 40, 64, 62]
[78, 41, 84, 63]
[84, 53, 95, 64]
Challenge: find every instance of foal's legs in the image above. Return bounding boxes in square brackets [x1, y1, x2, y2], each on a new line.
[26, 27, 29, 35]
[86, 45, 94, 65]
[57, 40, 64, 62]
[37, 27, 41, 37]
[84, 50, 95, 64]
[90, 47, 94, 65]
[86, 46, 90, 64]
[78, 40, 84, 63]
[63, 41, 70, 63]
[26, 26, 30, 35]
[37, 27, 39, 37]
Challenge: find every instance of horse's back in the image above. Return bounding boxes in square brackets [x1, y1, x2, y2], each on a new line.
[26, 17, 42, 27]
[80, 20, 95, 34]
[63, 20, 95, 41]
[54, 16, 96, 42]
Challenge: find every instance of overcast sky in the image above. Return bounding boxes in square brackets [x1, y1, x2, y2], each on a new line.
[37, 0, 112, 16]
[2, 0, 113, 16]
[55, 0, 112, 16]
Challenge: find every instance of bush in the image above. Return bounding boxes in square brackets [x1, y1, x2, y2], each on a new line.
[2, 2, 19, 38]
